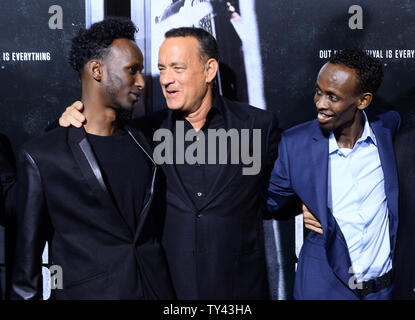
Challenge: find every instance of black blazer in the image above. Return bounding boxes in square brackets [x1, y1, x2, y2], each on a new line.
[11, 125, 175, 300]
[393, 126, 415, 300]
[0, 133, 16, 226]
[135, 95, 280, 299]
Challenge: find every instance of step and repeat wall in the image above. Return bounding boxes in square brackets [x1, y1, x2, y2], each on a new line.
[0, 0, 414, 299]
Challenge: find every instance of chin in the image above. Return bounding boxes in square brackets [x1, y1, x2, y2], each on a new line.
[166, 103, 183, 111]
[111, 102, 134, 113]
[122, 104, 135, 110]
[318, 123, 334, 133]
[118, 101, 135, 110]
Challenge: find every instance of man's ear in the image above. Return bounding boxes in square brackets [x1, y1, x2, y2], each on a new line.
[205, 58, 219, 84]
[88, 60, 103, 81]
[357, 92, 373, 111]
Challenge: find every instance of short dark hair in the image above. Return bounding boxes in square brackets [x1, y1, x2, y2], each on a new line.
[69, 17, 137, 74]
[164, 27, 219, 62]
[329, 48, 384, 95]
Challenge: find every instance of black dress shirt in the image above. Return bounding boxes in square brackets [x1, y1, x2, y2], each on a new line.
[173, 101, 225, 210]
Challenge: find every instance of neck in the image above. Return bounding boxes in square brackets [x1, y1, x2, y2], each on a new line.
[184, 88, 213, 131]
[81, 88, 118, 136]
[334, 110, 364, 149]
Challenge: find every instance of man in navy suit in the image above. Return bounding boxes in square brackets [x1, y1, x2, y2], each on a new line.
[268, 48, 400, 299]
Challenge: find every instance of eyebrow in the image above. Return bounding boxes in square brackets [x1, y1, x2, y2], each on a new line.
[158, 62, 186, 68]
[128, 62, 144, 70]
[315, 83, 342, 97]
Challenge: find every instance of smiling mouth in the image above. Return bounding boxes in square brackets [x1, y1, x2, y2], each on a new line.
[165, 89, 179, 97]
[317, 111, 335, 122]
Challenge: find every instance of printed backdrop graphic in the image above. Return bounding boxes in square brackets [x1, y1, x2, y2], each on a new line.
[256, 0, 415, 130]
[0, 0, 415, 299]
[0, 0, 84, 150]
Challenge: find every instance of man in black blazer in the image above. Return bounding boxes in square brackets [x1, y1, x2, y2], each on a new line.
[11, 18, 174, 300]
[393, 126, 415, 299]
[61, 27, 280, 299]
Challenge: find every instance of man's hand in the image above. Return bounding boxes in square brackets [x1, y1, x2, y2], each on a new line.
[302, 203, 323, 234]
[59, 101, 85, 128]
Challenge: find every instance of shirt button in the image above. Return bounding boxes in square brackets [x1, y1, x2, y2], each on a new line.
[197, 192, 203, 197]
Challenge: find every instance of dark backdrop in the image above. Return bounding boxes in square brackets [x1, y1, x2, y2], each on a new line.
[0, 0, 84, 150]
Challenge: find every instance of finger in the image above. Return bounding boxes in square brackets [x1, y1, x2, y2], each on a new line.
[304, 218, 322, 228]
[59, 117, 69, 127]
[65, 114, 83, 128]
[303, 210, 312, 218]
[62, 115, 83, 128]
[69, 108, 86, 123]
[302, 204, 312, 216]
[72, 120, 83, 128]
[73, 101, 84, 111]
[305, 224, 324, 234]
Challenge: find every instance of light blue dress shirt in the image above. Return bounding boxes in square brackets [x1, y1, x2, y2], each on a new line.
[328, 111, 392, 282]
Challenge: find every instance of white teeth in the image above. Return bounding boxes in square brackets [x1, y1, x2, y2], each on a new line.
[318, 112, 331, 119]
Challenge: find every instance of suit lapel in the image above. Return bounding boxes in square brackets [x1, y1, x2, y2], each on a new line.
[368, 114, 399, 255]
[124, 125, 158, 241]
[310, 122, 353, 288]
[67, 126, 132, 241]
[309, 123, 330, 233]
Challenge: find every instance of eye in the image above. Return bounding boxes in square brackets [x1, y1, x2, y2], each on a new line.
[315, 88, 322, 95]
[329, 95, 339, 102]
[174, 66, 185, 72]
[128, 66, 138, 74]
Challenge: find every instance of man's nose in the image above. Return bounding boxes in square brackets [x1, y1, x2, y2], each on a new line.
[135, 73, 145, 91]
[159, 69, 174, 86]
[315, 94, 327, 109]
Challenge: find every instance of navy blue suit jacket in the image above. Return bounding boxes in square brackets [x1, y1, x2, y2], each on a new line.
[267, 109, 400, 299]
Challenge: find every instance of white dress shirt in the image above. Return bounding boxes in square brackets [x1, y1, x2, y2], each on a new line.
[328, 111, 392, 281]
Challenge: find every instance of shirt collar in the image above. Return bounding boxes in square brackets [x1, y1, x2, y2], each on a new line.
[329, 110, 377, 154]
